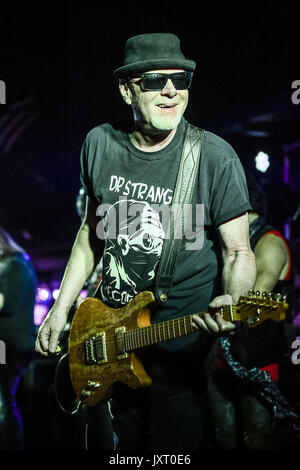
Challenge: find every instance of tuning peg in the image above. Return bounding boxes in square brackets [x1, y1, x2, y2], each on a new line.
[248, 289, 254, 297]
[256, 290, 260, 297]
[262, 292, 267, 298]
[282, 294, 287, 302]
[268, 292, 273, 299]
[274, 293, 282, 301]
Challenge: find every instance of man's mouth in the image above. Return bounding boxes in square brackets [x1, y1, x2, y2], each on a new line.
[157, 103, 177, 108]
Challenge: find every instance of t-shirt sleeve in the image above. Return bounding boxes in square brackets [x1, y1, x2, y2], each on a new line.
[0, 260, 30, 316]
[80, 136, 93, 198]
[211, 156, 252, 227]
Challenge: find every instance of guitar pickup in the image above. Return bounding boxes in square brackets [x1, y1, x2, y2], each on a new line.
[84, 332, 107, 365]
[115, 326, 128, 360]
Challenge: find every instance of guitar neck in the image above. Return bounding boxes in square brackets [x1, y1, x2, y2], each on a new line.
[123, 309, 230, 351]
[124, 303, 240, 351]
[124, 315, 196, 351]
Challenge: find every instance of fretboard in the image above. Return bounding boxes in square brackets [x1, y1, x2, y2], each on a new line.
[123, 305, 238, 351]
[123, 312, 200, 351]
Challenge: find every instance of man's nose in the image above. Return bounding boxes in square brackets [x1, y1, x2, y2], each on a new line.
[161, 78, 177, 96]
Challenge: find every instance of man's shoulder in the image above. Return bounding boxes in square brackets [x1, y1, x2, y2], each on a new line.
[187, 123, 239, 162]
[84, 122, 112, 143]
[1, 254, 34, 278]
[85, 120, 132, 143]
[203, 129, 238, 161]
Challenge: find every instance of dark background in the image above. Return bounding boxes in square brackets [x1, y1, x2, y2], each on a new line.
[0, 1, 299, 284]
[1, 0, 300, 452]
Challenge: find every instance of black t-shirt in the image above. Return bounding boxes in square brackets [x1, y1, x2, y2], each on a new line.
[80, 118, 251, 351]
[0, 253, 37, 358]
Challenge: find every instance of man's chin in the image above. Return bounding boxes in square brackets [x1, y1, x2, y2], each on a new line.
[150, 115, 182, 131]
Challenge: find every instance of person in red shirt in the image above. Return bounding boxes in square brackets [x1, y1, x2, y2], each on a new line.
[207, 171, 295, 449]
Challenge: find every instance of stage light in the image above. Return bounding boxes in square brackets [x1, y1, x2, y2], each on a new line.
[52, 288, 60, 300]
[36, 286, 51, 302]
[80, 289, 88, 299]
[34, 304, 48, 326]
[255, 151, 270, 173]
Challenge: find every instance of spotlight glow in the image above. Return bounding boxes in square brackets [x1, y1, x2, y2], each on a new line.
[34, 304, 48, 325]
[52, 288, 60, 300]
[80, 289, 88, 299]
[37, 286, 51, 302]
[255, 151, 270, 173]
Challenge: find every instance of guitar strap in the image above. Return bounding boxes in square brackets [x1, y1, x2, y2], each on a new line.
[155, 123, 204, 305]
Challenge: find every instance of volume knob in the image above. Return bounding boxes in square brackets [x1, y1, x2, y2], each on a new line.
[87, 380, 101, 388]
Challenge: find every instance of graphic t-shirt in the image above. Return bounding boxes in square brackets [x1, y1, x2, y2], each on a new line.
[80, 118, 251, 351]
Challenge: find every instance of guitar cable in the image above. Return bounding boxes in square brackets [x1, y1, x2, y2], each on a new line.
[54, 351, 118, 450]
[54, 352, 83, 416]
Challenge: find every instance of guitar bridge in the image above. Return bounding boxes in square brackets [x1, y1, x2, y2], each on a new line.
[84, 332, 107, 365]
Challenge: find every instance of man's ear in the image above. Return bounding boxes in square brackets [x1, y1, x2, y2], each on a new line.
[119, 79, 132, 105]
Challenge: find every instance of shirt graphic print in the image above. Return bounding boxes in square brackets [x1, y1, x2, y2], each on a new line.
[99, 195, 167, 308]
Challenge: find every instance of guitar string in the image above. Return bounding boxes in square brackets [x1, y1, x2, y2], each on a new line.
[83, 302, 280, 355]
[87, 305, 235, 350]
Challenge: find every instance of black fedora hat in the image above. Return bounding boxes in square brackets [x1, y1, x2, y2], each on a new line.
[114, 33, 196, 78]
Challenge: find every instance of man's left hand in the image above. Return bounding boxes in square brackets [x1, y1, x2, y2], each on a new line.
[191, 294, 236, 335]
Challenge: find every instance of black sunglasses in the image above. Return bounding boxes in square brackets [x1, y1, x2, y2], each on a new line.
[131, 72, 193, 91]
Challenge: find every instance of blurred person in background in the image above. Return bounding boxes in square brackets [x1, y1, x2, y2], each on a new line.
[0, 226, 37, 449]
[207, 172, 296, 449]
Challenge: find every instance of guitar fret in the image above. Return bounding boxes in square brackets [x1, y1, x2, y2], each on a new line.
[178, 318, 181, 336]
[137, 329, 141, 349]
[150, 325, 153, 345]
[138, 328, 141, 349]
[132, 330, 136, 350]
[129, 331, 133, 350]
[183, 316, 187, 335]
[138, 329, 143, 348]
[167, 321, 170, 339]
[133, 329, 137, 349]
[172, 319, 176, 338]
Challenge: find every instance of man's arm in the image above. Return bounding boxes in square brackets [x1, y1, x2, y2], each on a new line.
[253, 233, 289, 292]
[192, 213, 257, 334]
[218, 213, 257, 303]
[35, 196, 103, 356]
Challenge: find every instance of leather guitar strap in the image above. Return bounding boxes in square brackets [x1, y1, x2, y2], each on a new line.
[155, 123, 204, 305]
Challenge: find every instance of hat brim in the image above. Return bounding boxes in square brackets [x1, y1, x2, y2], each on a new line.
[114, 58, 196, 78]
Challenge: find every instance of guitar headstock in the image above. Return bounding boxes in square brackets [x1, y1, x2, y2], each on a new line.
[233, 290, 288, 327]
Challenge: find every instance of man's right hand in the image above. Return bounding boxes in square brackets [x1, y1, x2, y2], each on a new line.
[35, 306, 68, 356]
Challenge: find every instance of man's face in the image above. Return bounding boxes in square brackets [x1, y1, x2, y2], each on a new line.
[120, 69, 189, 133]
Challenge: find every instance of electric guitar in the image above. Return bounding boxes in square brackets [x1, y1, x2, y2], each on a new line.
[68, 290, 288, 406]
